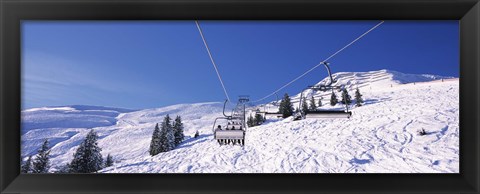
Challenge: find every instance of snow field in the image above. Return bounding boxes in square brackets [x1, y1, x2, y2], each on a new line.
[102, 79, 458, 173]
[21, 70, 459, 173]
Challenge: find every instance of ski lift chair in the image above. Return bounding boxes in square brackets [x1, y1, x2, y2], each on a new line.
[294, 62, 352, 120]
[212, 100, 246, 146]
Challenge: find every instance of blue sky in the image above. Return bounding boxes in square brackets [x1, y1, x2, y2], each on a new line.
[22, 21, 459, 109]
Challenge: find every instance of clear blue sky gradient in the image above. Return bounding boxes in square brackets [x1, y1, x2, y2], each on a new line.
[22, 21, 459, 109]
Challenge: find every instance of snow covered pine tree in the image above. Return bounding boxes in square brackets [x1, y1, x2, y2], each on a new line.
[159, 114, 175, 152]
[330, 92, 338, 106]
[194, 131, 200, 138]
[355, 88, 364, 107]
[341, 88, 352, 105]
[309, 96, 317, 111]
[69, 129, 104, 173]
[149, 123, 162, 156]
[105, 154, 114, 167]
[247, 115, 255, 127]
[279, 93, 294, 118]
[21, 155, 33, 173]
[254, 113, 265, 126]
[166, 115, 175, 151]
[173, 115, 185, 147]
[32, 139, 51, 173]
[301, 97, 309, 113]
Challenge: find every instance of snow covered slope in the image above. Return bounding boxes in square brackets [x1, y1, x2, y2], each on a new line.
[22, 105, 134, 134]
[21, 105, 135, 157]
[265, 69, 453, 113]
[314, 69, 452, 89]
[21, 102, 225, 169]
[21, 70, 459, 173]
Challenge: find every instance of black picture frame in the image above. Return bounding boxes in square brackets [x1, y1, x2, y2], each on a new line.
[1, 0, 479, 193]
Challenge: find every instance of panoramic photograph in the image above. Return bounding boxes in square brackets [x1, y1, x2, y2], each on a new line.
[20, 20, 459, 173]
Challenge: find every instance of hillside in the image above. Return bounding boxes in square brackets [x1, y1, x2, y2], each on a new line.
[21, 69, 459, 173]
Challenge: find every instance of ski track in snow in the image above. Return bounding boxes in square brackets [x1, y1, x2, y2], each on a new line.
[21, 70, 459, 173]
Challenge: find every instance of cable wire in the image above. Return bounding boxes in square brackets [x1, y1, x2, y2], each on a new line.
[195, 20, 232, 103]
[253, 21, 384, 103]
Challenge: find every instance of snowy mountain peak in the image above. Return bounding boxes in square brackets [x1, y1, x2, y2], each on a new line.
[314, 69, 454, 90]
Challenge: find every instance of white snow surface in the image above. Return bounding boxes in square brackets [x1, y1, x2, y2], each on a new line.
[21, 69, 459, 173]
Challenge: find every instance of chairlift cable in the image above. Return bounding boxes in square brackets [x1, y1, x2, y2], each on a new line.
[252, 21, 384, 103]
[195, 20, 232, 103]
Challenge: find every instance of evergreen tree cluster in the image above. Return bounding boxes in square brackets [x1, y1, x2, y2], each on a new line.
[297, 89, 364, 112]
[69, 130, 104, 173]
[278, 93, 294, 118]
[149, 114, 185, 156]
[32, 139, 51, 173]
[65, 129, 114, 173]
[332, 88, 364, 107]
[22, 129, 114, 174]
[301, 96, 322, 112]
[21, 139, 51, 173]
[21, 156, 33, 173]
[247, 114, 266, 127]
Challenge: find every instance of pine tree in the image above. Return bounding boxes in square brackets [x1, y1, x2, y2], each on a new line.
[279, 93, 294, 118]
[105, 154, 114, 167]
[247, 115, 254, 127]
[173, 115, 185, 147]
[149, 123, 162, 156]
[355, 88, 364, 107]
[21, 156, 32, 173]
[318, 96, 323, 107]
[164, 115, 175, 151]
[341, 88, 352, 105]
[309, 96, 317, 111]
[278, 96, 284, 113]
[32, 139, 50, 173]
[301, 97, 309, 113]
[157, 115, 174, 152]
[330, 92, 338, 106]
[254, 114, 264, 126]
[69, 129, 103, 173]
[158, 125, 167, 152]
[194, 131, 199, 138]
